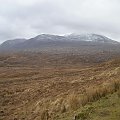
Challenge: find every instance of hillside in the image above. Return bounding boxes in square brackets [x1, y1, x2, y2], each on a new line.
[0, 52, 120, 120]
[0, 39, 27, 51]
[57, 92, 120, 120]
[0, 34, 119, 52]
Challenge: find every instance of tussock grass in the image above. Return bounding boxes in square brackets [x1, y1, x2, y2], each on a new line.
[40, 109, 49, 120]
[67, 80, 120, 111]
[36, 80, 120, 119]
[67, 92, 81, 110]
[117, 89, 120, 98]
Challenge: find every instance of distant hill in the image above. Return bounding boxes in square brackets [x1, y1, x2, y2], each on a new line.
[0, 39, 27, 51]
[0, 34, 119, 52]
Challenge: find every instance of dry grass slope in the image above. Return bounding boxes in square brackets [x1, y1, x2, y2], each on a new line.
[0, 52, 120, 120]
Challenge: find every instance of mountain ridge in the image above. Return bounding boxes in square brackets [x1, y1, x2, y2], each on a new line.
[0, 33, 119, 52]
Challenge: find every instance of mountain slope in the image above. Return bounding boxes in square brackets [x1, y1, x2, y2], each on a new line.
[67, 33, 119, 44]
[0, 39, 27, 51]
[0, 34, 119, 51]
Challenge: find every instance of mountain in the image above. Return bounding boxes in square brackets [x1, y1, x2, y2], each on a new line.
[66, 33, 119, 44]
[0, 34, 119, 52]
[0, 38, 27, 51]
[31, 34, 66, 41]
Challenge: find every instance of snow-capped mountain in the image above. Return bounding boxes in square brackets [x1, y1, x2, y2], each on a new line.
[0, 33, 119, 52]
[33, 34, 66, 41]
[66, 33, 119, 44]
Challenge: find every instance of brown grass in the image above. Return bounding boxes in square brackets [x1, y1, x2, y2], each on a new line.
[40, 109, 49, 120]
[44, 80, 120, 116]
[67, 92, 81, 110]
[0, 52, 120, 120]
[67, 80, 120, 111]
[117, 89, 120, 98]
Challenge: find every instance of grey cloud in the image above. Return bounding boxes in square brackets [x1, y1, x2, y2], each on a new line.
[0, 0, 120, 43]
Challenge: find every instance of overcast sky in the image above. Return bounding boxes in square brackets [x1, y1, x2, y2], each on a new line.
[0, 0, 120, 43]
